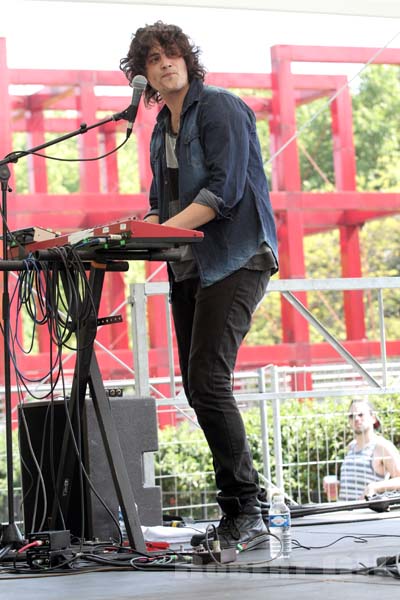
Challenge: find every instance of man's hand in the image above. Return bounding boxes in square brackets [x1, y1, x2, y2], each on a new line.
[364, 482, 380, 498]
[144, 215, 160, 224]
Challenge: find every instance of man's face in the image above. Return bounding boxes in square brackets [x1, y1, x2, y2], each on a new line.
[145, 44, 189, 99]
[347, 401, 376, 435]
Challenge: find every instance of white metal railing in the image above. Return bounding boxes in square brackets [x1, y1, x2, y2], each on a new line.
[1, 368, 399, 517]
[128, 277, 400, 502]
[2, 277, 400, 519]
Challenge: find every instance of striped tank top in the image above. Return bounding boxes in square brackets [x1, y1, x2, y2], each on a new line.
[339, 440, 386, 501]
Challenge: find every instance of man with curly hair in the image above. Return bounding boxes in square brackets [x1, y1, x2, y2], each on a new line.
[120, 22, 278, 550]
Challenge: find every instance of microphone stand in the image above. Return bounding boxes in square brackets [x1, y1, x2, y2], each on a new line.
[0, 162, 24, 552]
[0, 106, 133, 551]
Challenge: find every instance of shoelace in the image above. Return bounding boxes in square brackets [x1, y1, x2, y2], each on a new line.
[217, 515, 241, 540]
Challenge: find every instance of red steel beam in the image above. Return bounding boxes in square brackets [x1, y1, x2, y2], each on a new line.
[11, 338, 400, 380]
[2, 39, 400, 390]
[273, 45, 400, 65]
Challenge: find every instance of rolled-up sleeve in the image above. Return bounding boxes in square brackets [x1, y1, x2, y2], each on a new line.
[197, 91, 253, 219]
[193, 187, 222, 215]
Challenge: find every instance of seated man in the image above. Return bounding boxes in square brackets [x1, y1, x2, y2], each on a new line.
[339, 399, 400, 501]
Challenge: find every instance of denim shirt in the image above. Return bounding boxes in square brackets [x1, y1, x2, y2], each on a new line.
[149, 79, 278, 287]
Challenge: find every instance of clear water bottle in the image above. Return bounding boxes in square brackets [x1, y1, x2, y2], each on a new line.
[268, 493, 292, 559]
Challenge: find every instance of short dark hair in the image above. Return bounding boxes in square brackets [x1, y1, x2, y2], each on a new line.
[120, 21, 206, 105]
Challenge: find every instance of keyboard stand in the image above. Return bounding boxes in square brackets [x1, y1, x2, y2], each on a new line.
[50, 261, 147, 553]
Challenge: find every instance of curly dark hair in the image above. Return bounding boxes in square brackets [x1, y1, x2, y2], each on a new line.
[120, 21, 206, 104]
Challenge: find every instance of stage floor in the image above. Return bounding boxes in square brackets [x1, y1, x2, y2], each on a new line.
[1, 509, 400, 599]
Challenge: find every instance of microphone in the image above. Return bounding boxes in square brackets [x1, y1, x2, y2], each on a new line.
[125, 74, 147, 138]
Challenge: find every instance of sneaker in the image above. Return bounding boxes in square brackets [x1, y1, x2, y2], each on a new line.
[191, 495, 269, 551]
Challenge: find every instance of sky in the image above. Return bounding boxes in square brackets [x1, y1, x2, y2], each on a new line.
[1, 0, 400, 82]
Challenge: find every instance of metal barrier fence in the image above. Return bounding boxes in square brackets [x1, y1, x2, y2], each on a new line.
[1, 380, 399, 523]
[151, 374, 400, 517]
[129, 277, 400, 516]
[1, 277, 400, 523]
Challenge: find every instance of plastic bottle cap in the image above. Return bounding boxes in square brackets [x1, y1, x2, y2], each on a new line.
[272, 494, 284, 502]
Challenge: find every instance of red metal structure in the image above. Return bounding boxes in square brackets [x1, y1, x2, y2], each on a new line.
[1, 40, 400, 400]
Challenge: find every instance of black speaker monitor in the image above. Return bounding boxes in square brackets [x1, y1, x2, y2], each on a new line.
[18, 396, 162, 540]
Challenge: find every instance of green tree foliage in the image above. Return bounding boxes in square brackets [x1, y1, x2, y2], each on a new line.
[116, 131, 141, 194]
[353, 66, 400, 191]
[12, 122, 142, 195]
[352, 67, 400, 336]
[303, 230, 346, 342]
[12, 130, 80, 194]
[360, 216, 400, 340]
[246, 292, 282, 346]
[9, 68, 400, 352]
[295, 65, 400, 193]
[14, 69, 400, 350]
[247, 65, 400, 346]
[296, 100, 335, 191]
[44, 135, 79, 194]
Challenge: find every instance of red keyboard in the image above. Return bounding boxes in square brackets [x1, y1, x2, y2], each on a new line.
[9, 218, 204, 259]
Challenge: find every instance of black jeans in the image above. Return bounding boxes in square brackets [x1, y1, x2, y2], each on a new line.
[171, 268, 271, 504]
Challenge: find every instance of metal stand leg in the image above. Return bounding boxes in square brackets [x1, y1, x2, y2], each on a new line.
[50, 263, 146, 552]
